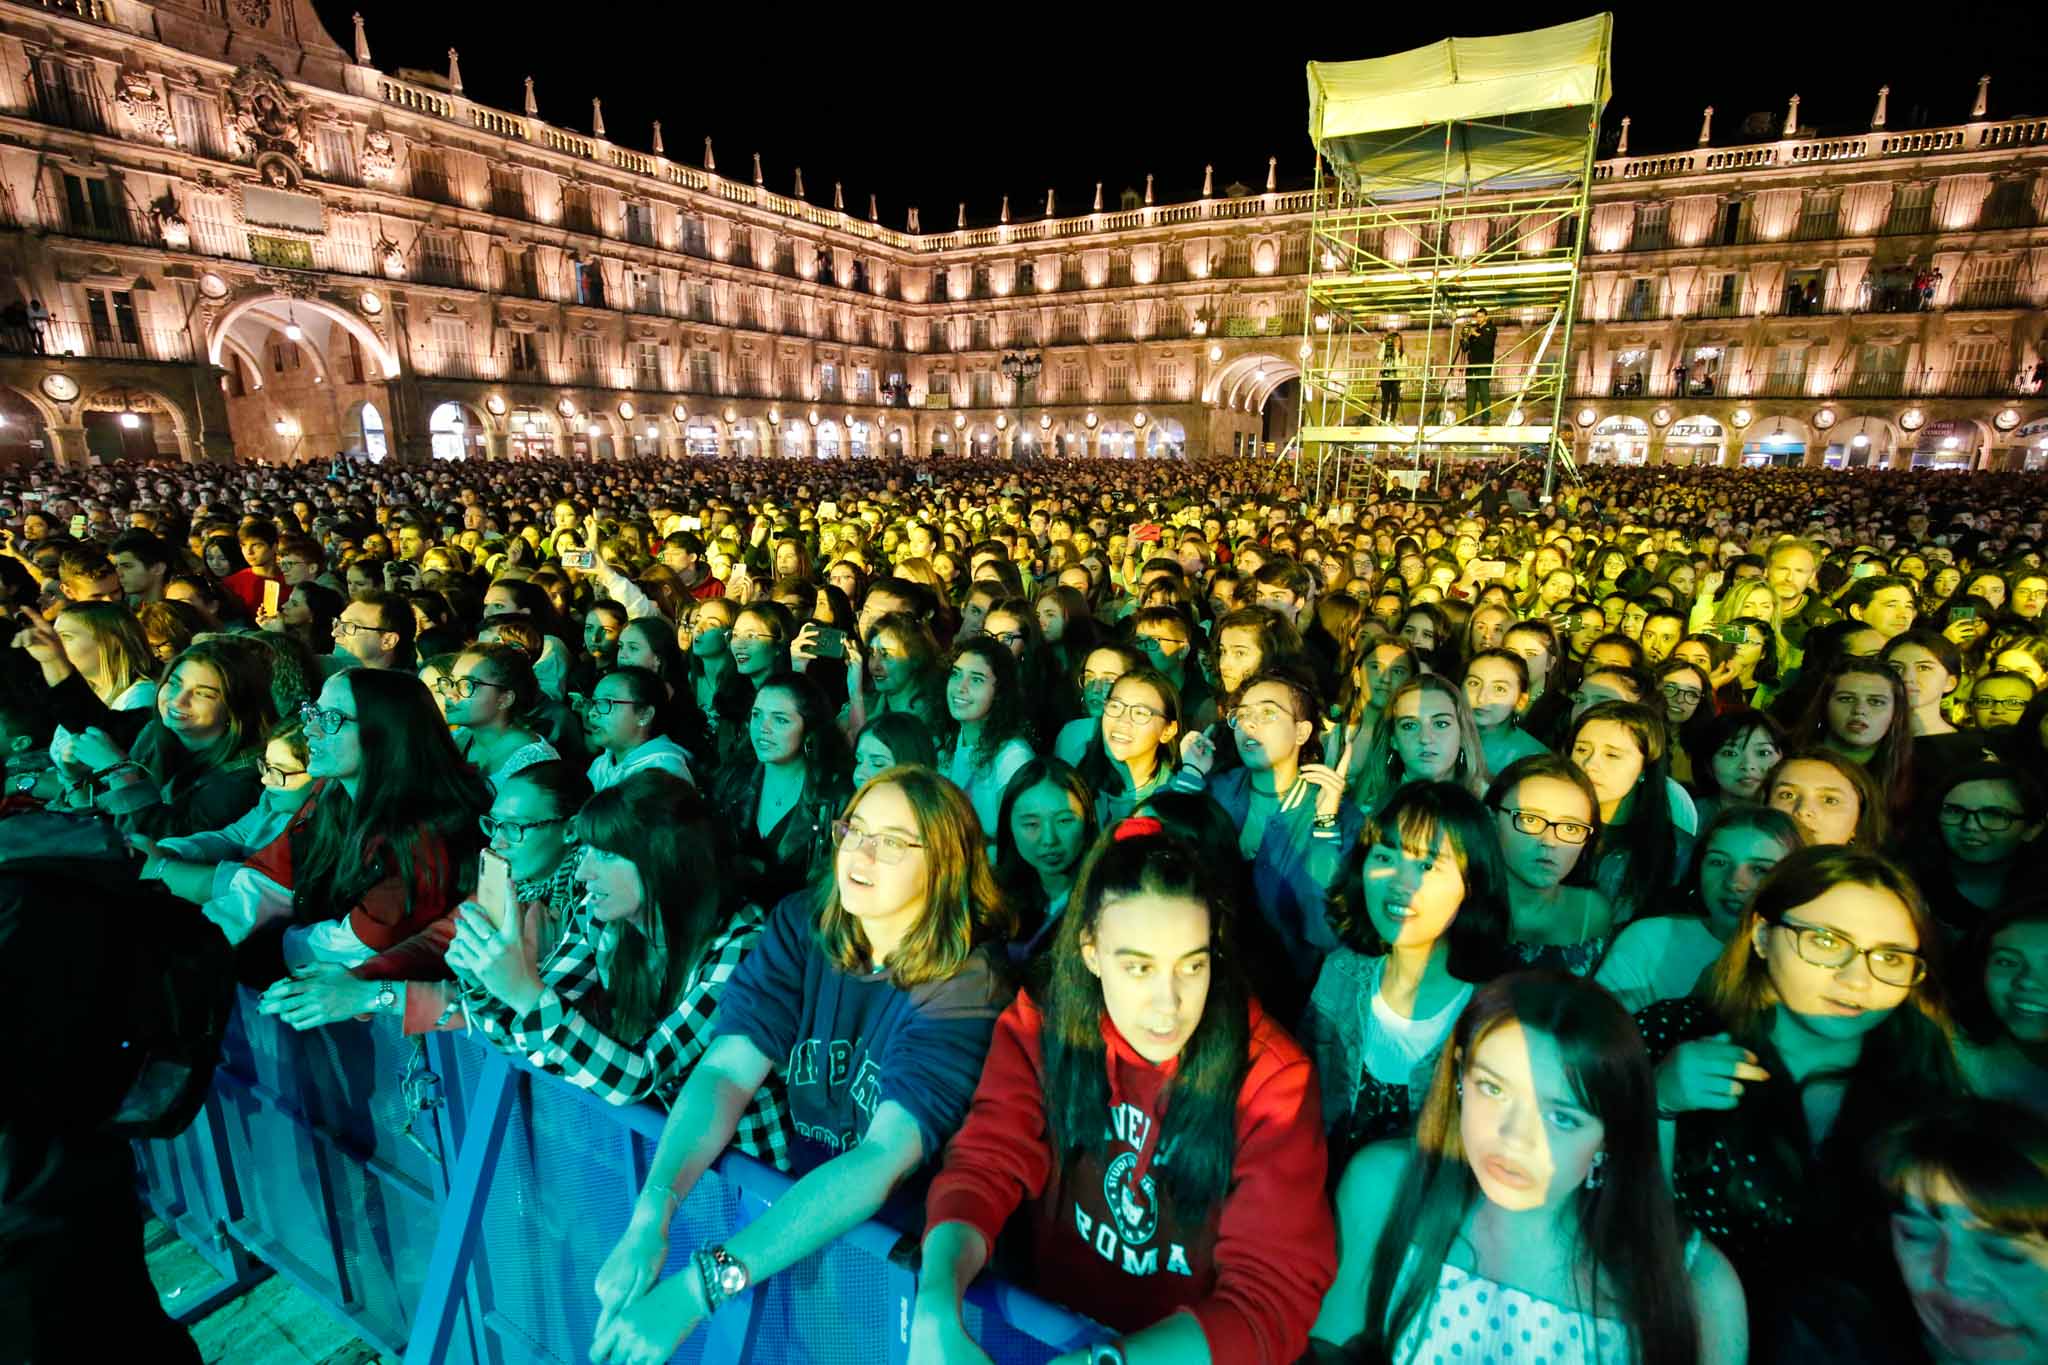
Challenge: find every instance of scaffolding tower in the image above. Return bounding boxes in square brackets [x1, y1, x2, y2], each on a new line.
[1295, 15, 1613, 505]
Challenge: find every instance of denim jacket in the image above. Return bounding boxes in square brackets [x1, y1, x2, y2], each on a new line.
[1201, 767, 1361, 993]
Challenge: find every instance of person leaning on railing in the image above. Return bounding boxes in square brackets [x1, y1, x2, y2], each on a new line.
[587, 764, 1015, 1365]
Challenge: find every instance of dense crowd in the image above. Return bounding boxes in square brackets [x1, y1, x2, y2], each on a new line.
[2, 451, 2045, 1365]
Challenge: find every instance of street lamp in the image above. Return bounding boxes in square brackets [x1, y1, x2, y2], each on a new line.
[1000, 348, 1043, 412]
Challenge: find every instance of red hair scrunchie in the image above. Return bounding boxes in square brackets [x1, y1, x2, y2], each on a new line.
[1111, 816, 1165, 842]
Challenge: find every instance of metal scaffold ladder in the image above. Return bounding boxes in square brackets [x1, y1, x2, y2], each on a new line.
[1294, 15, 1613, 506]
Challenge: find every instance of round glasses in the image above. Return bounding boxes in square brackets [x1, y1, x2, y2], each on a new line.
[1228, 702, 1297, 730]
[831, 820, 922, 865]
[1938, 803, 2024, 833]
[1496, 807, 1594, 845]
[1769, 916, 1927, 988]
[298, 702, 357, 737]
[480, 814, 568, 847]
[435, 675, 507, 700]
[1101, 698, 1166, 725]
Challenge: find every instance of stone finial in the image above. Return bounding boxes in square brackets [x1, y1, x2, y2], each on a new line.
[592, 98, 606, 139]
[794, 167, 805, 198]
[1618, 115, 1631, 156]
[522, 76, 536, 117]
[833, 181, 844, 211]
[1871, 87, 1888, 130]
[1202, 164, 1214, 197]
[869, 193, 878, 222]
[446, 48, 462, 94]
[704, 137, 715, 172]
[351, 11, 371, 65]
[651, 120, 664, 156]
[1973, 74, 1990, 119]
[1093, 182, 1103, 212]
[1000, 194, 1010, 224]
[1144, 174, 1154, 205]
[957, 202, 966, 229]
[1698, 107, 1714, 146]
[752, 152, 763, 185]
[1783, 94, 1800, 138]
[908, 206, 921, 233]
[1266, 156, 1277, 192]
[1045, 188, 1055, 217]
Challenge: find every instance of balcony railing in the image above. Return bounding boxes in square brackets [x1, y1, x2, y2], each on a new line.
[15, 321, 194, 364]
[1587, 367, 2028, 402]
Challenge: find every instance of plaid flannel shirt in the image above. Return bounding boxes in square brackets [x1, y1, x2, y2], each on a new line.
[462, 897, 793, 1171]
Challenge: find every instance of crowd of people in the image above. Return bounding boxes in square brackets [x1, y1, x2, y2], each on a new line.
[2, 450, 2045, 1365]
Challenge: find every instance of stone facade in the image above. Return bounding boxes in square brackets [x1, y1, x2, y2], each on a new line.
[0, 0, 2041, 470]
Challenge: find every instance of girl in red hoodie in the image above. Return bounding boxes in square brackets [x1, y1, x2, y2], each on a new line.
[916, 818, 1336, 1365]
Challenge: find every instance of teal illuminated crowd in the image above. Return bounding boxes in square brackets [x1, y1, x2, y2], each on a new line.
[0, 454, 2043, 1365]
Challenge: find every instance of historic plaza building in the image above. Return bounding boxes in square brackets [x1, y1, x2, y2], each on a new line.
[0, 0, 2043, 470]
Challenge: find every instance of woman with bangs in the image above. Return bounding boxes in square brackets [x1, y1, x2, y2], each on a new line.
[1798, 657, 1917, 829]
[1635, 846, 1966, 1331]
[709, 600, 795, 776]
[1052, 640, 1146, 767]
[1087, 665, 1183, 826]
[1685, 706, 1787, 833]
[849, 609, 948, 737]
[914, 820, 1336, 1365]
[715, 670, 854, 910]
[1568, 700, 1686, 923]
[1311, 971, 1745, 1365]
[992, 756, 1098, 962]
[1486, 755, 1616, 977]
[937, 636, 1036, 838]
[1177, 665, 1360, 1014]
[442, 770, 792, 1157]
[1764, 747, 1888, 849]
[18, 599, 161, 734]
[437, 640, 558, 790]
[1301, 783, 1509, 1167]
[1350, 675, 1491, 818]
[592, 765, 1014, 1363]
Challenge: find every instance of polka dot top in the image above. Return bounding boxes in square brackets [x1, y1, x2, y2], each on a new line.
[1389, 1235, 1700, 1364]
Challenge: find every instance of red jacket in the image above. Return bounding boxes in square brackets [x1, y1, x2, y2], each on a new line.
[925, 992, 1334, 1364]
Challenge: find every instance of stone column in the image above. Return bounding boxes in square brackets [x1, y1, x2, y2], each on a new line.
[46, 424, 90, 468]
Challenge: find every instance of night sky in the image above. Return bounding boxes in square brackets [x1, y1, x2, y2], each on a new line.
[311, 2, 2048, 230]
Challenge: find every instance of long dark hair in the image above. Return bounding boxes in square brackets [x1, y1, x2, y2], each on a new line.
[1569, 700, 1679, 911]
[1326, 781, 1510, 980]
[573, 770, 733, 1044]
[945, 635, 1031, 768]
[292, 670, 490, 924]
[1043, 824, 1249, 1223]
[1797, 658, 1915, 825]
[1360, 971, 1701, 1365]
[992, 756, 1099, 940]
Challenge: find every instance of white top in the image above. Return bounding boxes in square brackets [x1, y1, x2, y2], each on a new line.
[111, 678, 159, 712]
[1365, 955, 1475, 1086]
[1594, 915, 1723, 1014]
[587, 735, 696, 792]
[940, 735, 1035, 840]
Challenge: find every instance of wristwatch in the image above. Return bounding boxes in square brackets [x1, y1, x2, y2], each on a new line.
[695, 1244, 750, 1312]
[374, 982, 398, 1013]
[1089, 1342, 1128, 1365]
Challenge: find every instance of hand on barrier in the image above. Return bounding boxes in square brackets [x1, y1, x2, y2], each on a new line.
[1653, 1033, 1770, 1115]
[907, 1307, 997, 1365]
[591, 1270, 701, 1365]
[257, 964, 382, 1030]
[593, 1213, 669, 1335]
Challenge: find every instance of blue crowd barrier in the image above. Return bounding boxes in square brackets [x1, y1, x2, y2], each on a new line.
[137, 990, 1102, 1364]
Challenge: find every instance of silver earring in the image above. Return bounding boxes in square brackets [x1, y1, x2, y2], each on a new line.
[1585, 1151, 1607, 1189]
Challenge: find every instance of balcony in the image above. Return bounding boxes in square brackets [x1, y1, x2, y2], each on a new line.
[1585, 367, 2027, 403]
[414, 346, 498, 382]
[412, 255, 474, 290]
[59, 207, 159, 249]
[15, 321, 193, 364]
[24, 86, 109, 135]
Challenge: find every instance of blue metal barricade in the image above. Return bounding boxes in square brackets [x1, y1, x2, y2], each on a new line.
[137, 990, 1100, 1364]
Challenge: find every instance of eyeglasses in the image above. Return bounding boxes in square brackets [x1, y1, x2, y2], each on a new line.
[331, 618, 382, 639]
[480, 814, 568, 846]
[1661, 682, 1704, 705]
[299, 702, 357, 737]
[1228, 702, 1298, 729]
[435, 675, 507, 700]
[1102, 698, 1166, 725]
[1137, 634, 1188, 654]
[1939, 803, 2025, 833]
[1496, 807, 1595, 845]
[731, 630, 780, 644]
[259, 759, 307, 783]
[1974, 697, 2030, 714]
[576, 695, 643, 718]
[990, 630, 1026, 648]
[832, 820, 923, 864]
[1769, 915, 1927, 988]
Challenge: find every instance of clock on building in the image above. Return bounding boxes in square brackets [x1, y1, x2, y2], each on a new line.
[39, 374, 79, 403]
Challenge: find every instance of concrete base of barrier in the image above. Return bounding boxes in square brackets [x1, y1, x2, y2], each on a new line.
[139, 991, 1101, 1364]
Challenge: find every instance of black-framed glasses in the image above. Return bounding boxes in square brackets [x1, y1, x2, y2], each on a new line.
[1102, 698, 1165, 725]
[990, 630, 1026, 648]
[1661, 682, 1704, 705]
[1770, 915, 1927, 987]
[332, 618, 385, 639]
[299, 702, 357, 737]
[1496, 806, 1594, 845]
[576, 695, 643, 719]
[1228, 702, 1298, 730]
[259, 758, 308, 783]
[831, 820, 923, 865]
[1938, 803, 2024, 833]
[435, 674, 507, 700]
[480, 814, 568, 846]
[1973, 697, 2029, 714]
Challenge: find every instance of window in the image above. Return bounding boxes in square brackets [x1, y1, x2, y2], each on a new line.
[928, 372, 951, 399]
[432, 317, 469, 372]
[508, 332, 540, 374]
[84, 288, 140, 346]
[174, 94, 224, 159]
[1060, 363, 1081, 401]
[687, 349, 716, 392]
[1887, 183, 1932, 235]
[629, 268, 659, 313]
[574, 332, 603, 377]
[420, 232, 465, 287]
[490, 164, 525, 218]
[573, 258, 606, 307]
[854, 366, 873, 400]
[624, 201, 654, 246]
[819, 362, 839, 398]
[516, 248, 542, 298]
[1962, 254, 2019, 307]
[680, 215, 707, 256]
[1154, 361, 1181, 397]
[1105, 305, 1130, 340]
[1950, 337, 2004, 389]
[411, 147, 452, 204]
[1719, 198, 1743, 246]
[61, 173, 116, 234]
[561, 185, 594, 234]
[1796, 191, 1838, 240]
[1225, 239, 1250, 276]
[971, 372, 994, 405]
[691, 282, 715, 321]
[1106, 361, 1131, 400]
[636, 341, 661, 388]
[1109, 250, 1131, 286]
[342, 332, 366, 384]
[1632, 203, 1668, 251]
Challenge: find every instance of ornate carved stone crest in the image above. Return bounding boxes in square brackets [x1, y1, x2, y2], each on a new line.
[223, 56, 305, 164]
[114, 68, 174, 144]
[235, 0, 273, 23]
[360, 130, 396, 184]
